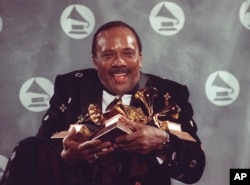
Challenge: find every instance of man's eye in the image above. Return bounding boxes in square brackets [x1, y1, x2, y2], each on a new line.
[102, 53, 113, 59]
[124, 51, 135, 57]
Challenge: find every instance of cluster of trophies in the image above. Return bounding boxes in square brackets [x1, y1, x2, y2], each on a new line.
[73, 87, 181, 141]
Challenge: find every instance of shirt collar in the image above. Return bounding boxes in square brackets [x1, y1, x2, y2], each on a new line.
[102, 90, 132, 113]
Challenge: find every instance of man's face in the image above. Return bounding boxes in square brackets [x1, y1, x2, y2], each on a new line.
[93, 27, 142, 95]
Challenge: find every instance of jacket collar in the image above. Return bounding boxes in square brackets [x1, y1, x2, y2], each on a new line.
[80, 70, 150, 115]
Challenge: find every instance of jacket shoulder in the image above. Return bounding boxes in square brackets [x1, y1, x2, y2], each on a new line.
[147, 73, 187, 91]
[55, 68, 98, 84]
[145, 73, 190, 103]
[58, 68, 97, 79]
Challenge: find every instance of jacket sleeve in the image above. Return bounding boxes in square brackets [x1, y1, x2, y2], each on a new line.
[159, 84, 206, 184]
[36, 74, 68, 139]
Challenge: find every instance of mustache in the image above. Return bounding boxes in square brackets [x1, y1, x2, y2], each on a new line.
[109, 67, 131, 75]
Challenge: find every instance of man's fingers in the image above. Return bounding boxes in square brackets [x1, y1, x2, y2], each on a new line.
[78, 140, 100, 150]
[119, 117, 142, 131]
[63, 127, 77, 142]
[78, 140, 114, 160]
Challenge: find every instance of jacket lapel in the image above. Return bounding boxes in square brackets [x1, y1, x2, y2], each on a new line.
[80, 71, 103, 117]
[79, 71, 151, 117]
[130, 72, 150, 108]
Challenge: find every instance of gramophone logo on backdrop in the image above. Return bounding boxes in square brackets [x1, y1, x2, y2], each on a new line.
[60, 4, 95, 39]
[0, 155, 8, 180]
[0, 16, 3, 32]
[19, 77, 54, 112]
[239, 0, 250, 30]
[205, 71, 240, 106]
[149, 1, 185, 36]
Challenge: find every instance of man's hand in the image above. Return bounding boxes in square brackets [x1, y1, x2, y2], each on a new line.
[61, 127, 114, 164]
[115, 118, 168, 154]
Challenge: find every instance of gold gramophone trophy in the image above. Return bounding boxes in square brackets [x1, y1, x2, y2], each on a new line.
[51, 87, 182, 142]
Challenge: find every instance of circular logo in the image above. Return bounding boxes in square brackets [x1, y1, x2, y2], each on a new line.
[60, 4, 95, 39]
[0, 155, 8, 180]
[205, 71, 240, 106]
[19, 77, 54, 112]
[0, 16, 3, 32]
[149, 1, 185, 36]
[239, 0, 250, 30]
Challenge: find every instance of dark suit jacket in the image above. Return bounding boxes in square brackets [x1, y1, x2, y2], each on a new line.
[37, 68, 205, 185]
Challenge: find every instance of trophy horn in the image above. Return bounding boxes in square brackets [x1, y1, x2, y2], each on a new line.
[135, 87, 158, 117]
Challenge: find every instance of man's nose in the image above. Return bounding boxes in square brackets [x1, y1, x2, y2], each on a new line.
[111, 55, 127, 67]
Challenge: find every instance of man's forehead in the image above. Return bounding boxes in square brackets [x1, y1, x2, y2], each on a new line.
[98, 26, 133, 35]
[96, 27, 137, 49]
[97, 27, 135, 41]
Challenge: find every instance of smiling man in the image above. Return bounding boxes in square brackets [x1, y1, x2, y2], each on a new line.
[1, 21, 205, 185]
[93, 24, 142, 95]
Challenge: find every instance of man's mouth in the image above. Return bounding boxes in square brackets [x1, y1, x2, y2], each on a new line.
[112, 73, 127, 82]
[110, 68, 130, 83]
[113, 73, 127, 77]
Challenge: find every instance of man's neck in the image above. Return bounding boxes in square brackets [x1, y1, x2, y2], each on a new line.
[102, 90, 132, 113]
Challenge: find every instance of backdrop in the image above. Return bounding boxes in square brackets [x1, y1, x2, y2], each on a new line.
[0, 0, 250, 184]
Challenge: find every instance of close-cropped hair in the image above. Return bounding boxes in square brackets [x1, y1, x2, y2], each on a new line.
[91, 20, 142, 57]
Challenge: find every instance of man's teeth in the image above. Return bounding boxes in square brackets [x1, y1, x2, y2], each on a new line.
[114, 73, 126, 76]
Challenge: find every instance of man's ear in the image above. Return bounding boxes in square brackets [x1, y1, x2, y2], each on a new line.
[92, 56, 98, 69]
[139, 62, 142, 69]
[139, 53, 142, 68]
